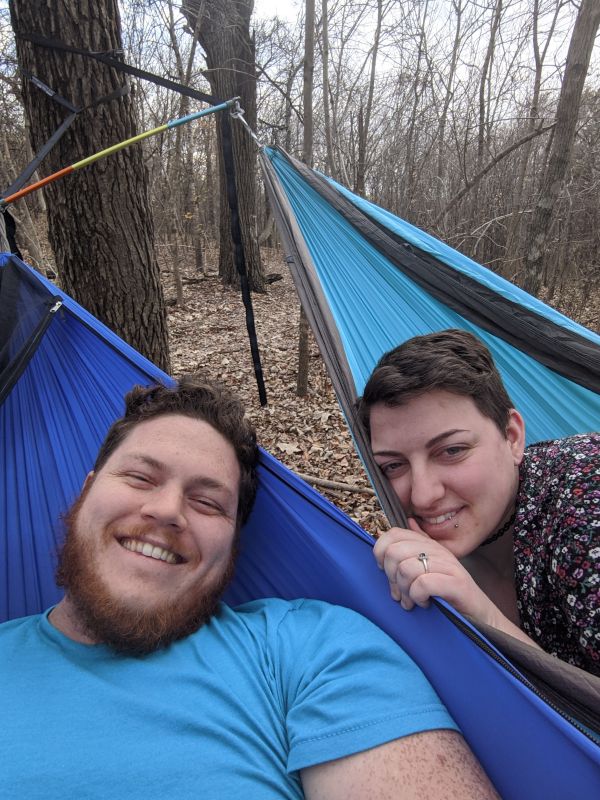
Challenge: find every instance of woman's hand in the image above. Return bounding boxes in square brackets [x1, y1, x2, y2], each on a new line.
[373, 520, 499, 626]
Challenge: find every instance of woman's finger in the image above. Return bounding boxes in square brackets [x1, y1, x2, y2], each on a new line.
[387, 553, 435, 607]
[373, 524, 432, 568]
[373, 527, 412, 568]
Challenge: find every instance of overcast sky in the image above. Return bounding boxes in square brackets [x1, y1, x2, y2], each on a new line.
[253, 0, 299, 23]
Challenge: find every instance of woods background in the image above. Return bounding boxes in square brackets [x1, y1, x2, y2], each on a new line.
[2, 0, 599, 321]
[1, 0, 598, 527]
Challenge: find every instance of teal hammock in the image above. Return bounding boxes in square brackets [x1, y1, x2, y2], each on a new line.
[259, 145, 599, 523]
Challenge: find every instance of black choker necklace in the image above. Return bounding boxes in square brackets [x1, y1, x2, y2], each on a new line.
[480, 510, 516, 547]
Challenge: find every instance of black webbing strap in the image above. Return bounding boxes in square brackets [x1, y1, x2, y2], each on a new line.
[2, 71, 129, 200]
[21, 68, 79, 111]
[221, 114, 267, 406]
[1, 210, 22, 259]
[2, 113, 76, 200]
[14, 33, 267, 405]
[19, 33, 220, 105]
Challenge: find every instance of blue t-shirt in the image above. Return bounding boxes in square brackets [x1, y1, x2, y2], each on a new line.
[1, 598, 457, 799]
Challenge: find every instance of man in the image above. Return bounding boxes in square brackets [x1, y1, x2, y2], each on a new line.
[0, 376, 498, 799]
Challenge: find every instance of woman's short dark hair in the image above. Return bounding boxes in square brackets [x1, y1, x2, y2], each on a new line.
[357, 329, 515, 436]
[93, 376, 259, 528]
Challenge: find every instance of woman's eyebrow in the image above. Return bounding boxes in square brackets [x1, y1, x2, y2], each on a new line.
[372, 448, 404, 458]
[425, 429, 468, 448]
[373, 429, 470, 457]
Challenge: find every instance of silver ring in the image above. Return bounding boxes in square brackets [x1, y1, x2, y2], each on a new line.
[417, 552, 429, 574]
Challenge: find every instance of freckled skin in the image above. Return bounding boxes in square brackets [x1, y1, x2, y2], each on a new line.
[301, 730, 500, 799]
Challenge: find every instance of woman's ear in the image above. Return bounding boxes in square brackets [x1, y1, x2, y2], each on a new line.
[505, 409, 526, 464]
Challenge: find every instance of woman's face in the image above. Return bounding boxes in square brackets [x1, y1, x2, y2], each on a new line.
[369, 390, 525, 558]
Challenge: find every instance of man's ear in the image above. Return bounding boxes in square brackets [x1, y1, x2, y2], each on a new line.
[505, 409, 526, 464]
[82, 471, 95, 491]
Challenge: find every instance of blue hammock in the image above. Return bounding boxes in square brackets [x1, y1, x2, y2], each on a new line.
[1, 246, 599, 797]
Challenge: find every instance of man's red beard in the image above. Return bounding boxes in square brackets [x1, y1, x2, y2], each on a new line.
[56, 485, 237, 656]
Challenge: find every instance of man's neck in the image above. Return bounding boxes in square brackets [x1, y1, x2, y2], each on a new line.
[48, 598, 100, 645]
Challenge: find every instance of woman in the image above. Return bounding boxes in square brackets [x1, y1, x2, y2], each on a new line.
[357, 329, 599, 675]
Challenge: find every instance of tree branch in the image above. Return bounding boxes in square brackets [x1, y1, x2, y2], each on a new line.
[433, 123, 555, 226]
[294, 472, 375, 496]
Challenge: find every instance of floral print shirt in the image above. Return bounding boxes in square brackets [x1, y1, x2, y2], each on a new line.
[513, 433, 600, 675]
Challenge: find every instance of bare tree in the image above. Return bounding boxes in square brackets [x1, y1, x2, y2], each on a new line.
[7, 0, 596, 331]
[297, 0, 316, 398]
[477, 0, 504, 166]
[355, 0, 384, 197]
[524, 0, 600, 294]
[504, 0, 565, 268]
[182, 0, 266, 292]
[435, 0, 465, 203]
[164, 0, 202, 301]
[321, 0, 337, 177]
[9, 0, 170, 371]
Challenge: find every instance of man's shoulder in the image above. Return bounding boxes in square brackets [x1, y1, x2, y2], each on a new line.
[0, 612, 43, 635]
[0, 613, 45, 655]
[228, 597, 379, 629]
[218, 597, 397, 653]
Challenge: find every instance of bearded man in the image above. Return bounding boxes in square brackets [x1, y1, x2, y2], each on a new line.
[0, 376, 498, 799]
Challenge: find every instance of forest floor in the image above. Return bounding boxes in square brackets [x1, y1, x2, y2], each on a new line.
[165, 247, 387, 535]
[164, 245, 599, 536]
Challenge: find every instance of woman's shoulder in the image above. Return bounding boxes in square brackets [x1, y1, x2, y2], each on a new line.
[525, 432, 600, 457]
[522, 433, 599, 478]
[516, 433, 598, 532]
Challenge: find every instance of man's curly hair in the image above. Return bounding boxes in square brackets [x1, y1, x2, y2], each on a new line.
[93, 376, 259, 528]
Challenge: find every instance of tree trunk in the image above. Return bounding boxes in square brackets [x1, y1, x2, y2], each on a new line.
[166, 0, 199, 246]
[477, 0, 503, 166]
[1, 134, 44, 266]
[321, 0, 336, 179]
[436, 0, 463, 214]
[183, 0, 265, 292]
[10, 0, 170, 372]
[399, 4, 430, 212]
[504, 0, 560, 272]
[524, 0, 600, 295]
[354, 0, 382, 197]
[165, 0, 202, 303]
[203, 124, 217, 242]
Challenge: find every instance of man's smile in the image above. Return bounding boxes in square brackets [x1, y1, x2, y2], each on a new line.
[118, 537, 185, 565]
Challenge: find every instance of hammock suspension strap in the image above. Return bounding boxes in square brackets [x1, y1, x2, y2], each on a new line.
[6, 34, 268, 406]
[231, 102, 264, 149]
[2, 69, 130, 202]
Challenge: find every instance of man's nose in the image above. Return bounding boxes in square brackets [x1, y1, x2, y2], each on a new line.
[140, 484, 187, 529]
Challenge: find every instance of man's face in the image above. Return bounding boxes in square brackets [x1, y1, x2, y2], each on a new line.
[58, 413, 241, 653]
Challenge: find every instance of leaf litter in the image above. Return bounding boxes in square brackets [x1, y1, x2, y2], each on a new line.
[165, 249, 388, 536]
